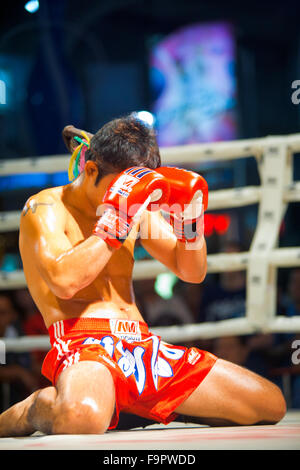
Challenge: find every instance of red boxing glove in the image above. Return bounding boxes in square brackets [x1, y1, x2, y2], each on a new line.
[156, 166, 208, 243]
[93, 167, 170, 249]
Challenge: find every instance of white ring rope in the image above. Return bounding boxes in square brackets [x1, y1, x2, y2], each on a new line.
[0, 133, 300, 351]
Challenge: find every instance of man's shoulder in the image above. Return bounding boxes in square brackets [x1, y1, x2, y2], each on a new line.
[22, 187, 64, 216]
[20, 187, 68, 236]
[26, 186, 63, 203]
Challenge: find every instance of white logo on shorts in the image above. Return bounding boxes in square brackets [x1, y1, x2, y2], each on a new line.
[109, 319, 141, 342]
[187, 348, 201, 365]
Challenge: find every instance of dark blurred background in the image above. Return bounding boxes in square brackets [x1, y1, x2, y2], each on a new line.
[0, 0, 300, 155]
[0, 0, 300, 415]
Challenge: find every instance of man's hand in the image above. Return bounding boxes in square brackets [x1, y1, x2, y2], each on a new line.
[93, 167, 170, 249]
[156, 167, 208, 246]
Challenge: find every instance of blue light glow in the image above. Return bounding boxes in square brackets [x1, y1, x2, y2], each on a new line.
[0, 80, 6, 105]
[24, 1, 39, 13]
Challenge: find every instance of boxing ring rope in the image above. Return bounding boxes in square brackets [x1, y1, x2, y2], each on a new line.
[1, 133, 300, 351]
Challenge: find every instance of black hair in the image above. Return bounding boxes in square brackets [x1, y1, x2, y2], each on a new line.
[85, 114, 161, 185]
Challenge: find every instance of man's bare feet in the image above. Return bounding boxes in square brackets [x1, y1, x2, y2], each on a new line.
[0, 390, 40, 437]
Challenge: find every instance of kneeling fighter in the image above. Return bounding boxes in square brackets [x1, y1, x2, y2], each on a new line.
[0, 116, 286, 436]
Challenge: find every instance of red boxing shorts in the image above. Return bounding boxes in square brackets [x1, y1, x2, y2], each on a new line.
[42, 317, 217, 429]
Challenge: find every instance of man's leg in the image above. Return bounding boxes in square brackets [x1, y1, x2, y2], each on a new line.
[175, 358, 286, 426]
[0, 361, 115, 436]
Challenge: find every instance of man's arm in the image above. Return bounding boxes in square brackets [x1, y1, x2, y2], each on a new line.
[140, 210, 207, 283]
[19, 194, 114, 299]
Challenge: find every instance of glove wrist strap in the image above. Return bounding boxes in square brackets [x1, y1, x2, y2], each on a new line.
[93, 207, 131, 249]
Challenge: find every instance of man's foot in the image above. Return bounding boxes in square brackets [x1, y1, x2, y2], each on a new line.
[0, 390, 40, 437]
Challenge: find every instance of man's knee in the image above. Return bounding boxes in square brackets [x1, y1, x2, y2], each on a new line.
[257, 381, 287, 424]
[240, 377, 287, 425]
[52, 399, 111, 435]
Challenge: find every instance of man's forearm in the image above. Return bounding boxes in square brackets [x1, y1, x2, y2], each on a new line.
[47, 236, 114, 299]
[175, 236, 207, 283]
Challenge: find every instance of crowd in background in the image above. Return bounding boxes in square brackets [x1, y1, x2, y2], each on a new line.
[0, 248, 299, 415]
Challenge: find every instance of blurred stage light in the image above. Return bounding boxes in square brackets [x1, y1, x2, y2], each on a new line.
[149, 22, 237, 146]
[136, 110, 155, 127]
[214, 214, 231, 234]
[204, 213, 231, 237]
[24, 0, 39, 13]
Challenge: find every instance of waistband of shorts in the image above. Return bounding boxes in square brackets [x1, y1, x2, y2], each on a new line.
[48, 317, 149, 344]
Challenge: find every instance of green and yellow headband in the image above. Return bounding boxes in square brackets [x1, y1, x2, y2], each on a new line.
[68, 131, 91, 182]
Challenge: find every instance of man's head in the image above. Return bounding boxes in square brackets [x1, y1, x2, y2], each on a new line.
[84, 115, 161, 186]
